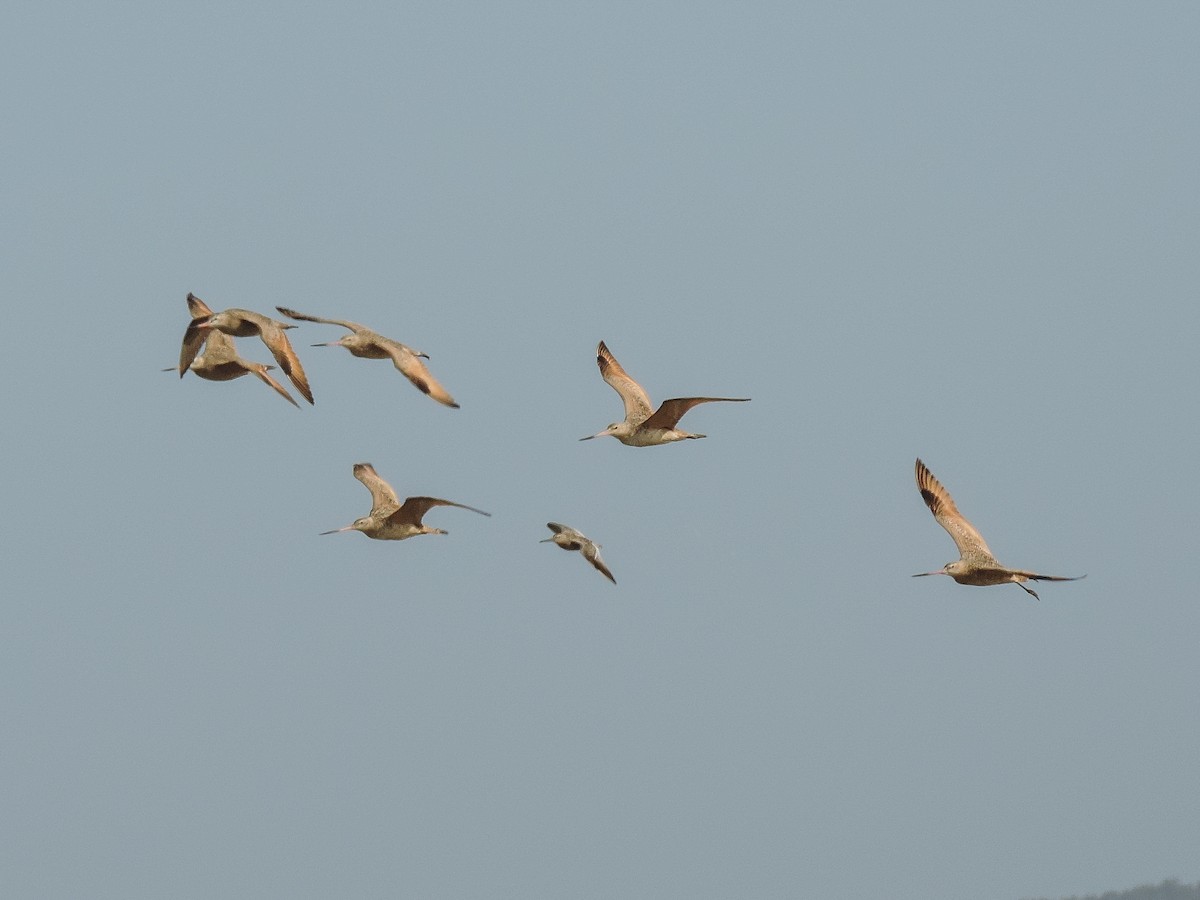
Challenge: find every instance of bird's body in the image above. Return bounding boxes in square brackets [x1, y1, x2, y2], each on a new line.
[540, 522, 616, 584]
[321, 462, 489, 541]
[179, 296, 314, 404]
[275, 306, 459, 408]
[580, 341, 749, 446]
[913, 458, 1084, 600]
[175, 330, 301, 408]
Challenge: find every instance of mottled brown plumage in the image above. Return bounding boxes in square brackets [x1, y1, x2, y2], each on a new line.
[321, 462, 489, 541]
[180, 296, 314, 404]
[581, 341, 749, 446]
[913, 458, 1084, 600]
[276, 306, 459, 408]
[540, 522, 616, 584]
[170, 295, 299, 407]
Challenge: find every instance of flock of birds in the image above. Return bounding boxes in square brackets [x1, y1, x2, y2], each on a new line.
[173, 293, 1084, 597]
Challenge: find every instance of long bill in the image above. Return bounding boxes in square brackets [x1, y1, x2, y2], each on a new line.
[319, 524, 355, 535]
[911, 569, 948, 577]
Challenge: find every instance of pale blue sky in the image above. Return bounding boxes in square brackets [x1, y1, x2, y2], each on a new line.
[2, 3, 1198, 899]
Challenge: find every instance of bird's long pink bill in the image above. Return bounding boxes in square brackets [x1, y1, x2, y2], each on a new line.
[579, 431, 607, 441]
[911, 569, 949, 577]
[319, 525, 354, 535]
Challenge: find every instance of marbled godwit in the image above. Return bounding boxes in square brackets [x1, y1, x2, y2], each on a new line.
[540, 523, 616, 584]
[168, 295, 299, 407]
[320, 462, 490, 540]
[275, 306, 459, 408]
[179, 295, 314, 404]
[580, 341, 749, 446]
[913, 458, 1084, 600]
[167, 333, 300, 408]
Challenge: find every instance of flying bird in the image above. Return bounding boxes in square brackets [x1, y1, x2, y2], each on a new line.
[540, 522, 616, 584]
[913, 458, 1084, 600]
[275, 306, 459, 408]
[320, 462, 490, 541]
[168, 295, 299, 407]
[580, 340, 749, 446]
[179, 296, 314, 404]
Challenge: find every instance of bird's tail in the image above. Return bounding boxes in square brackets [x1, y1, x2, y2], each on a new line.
[1019, 572, 1086, 583]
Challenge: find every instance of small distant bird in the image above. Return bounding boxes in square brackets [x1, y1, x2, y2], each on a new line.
[167, 294, 299, 407]
[275, 306, 460, 408]
[913, 458, 1084, 600]
[179, 295, 314, 404]
[321, 462, 489, 540]
[581, 341, 749, 446]
[540, 522, 616, 584]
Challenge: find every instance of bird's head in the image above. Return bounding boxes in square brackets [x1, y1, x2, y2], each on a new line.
[912, 563, 953, 578]
[319, 516, 374, 536]
[580, 423, 622, 441]
[311, 335, 350, 348]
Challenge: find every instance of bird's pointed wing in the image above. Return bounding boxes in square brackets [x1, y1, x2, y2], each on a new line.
[581, 541, 616, 584]
[353, 463, 401, 516]
[186, 293, 214, 319]
[915, 458, 995, 561]
[389, 496, 492, 526]
[383, 340, 460, 408]
[641, 396, 750, 431]
[250, 364, 301, 408]
[274, 306, 367, 333]
[596, 341, 653, 424]
[178, 318, 210, 376]
[260, 326, 314, 404]
[186, 293, 215, 319]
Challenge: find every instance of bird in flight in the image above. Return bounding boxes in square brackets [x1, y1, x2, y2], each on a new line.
[320, 462, 489, 541]
[179, 296, 314, 404]
[540, 522, 616, 584]
[913, 457, 1084, 600]
[580, 341, 748, 446]
[275, 306, 460, 408]
[169, 294, 299, 407]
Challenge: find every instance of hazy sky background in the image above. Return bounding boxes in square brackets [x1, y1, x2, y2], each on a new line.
[2, 3, 1198, 899]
